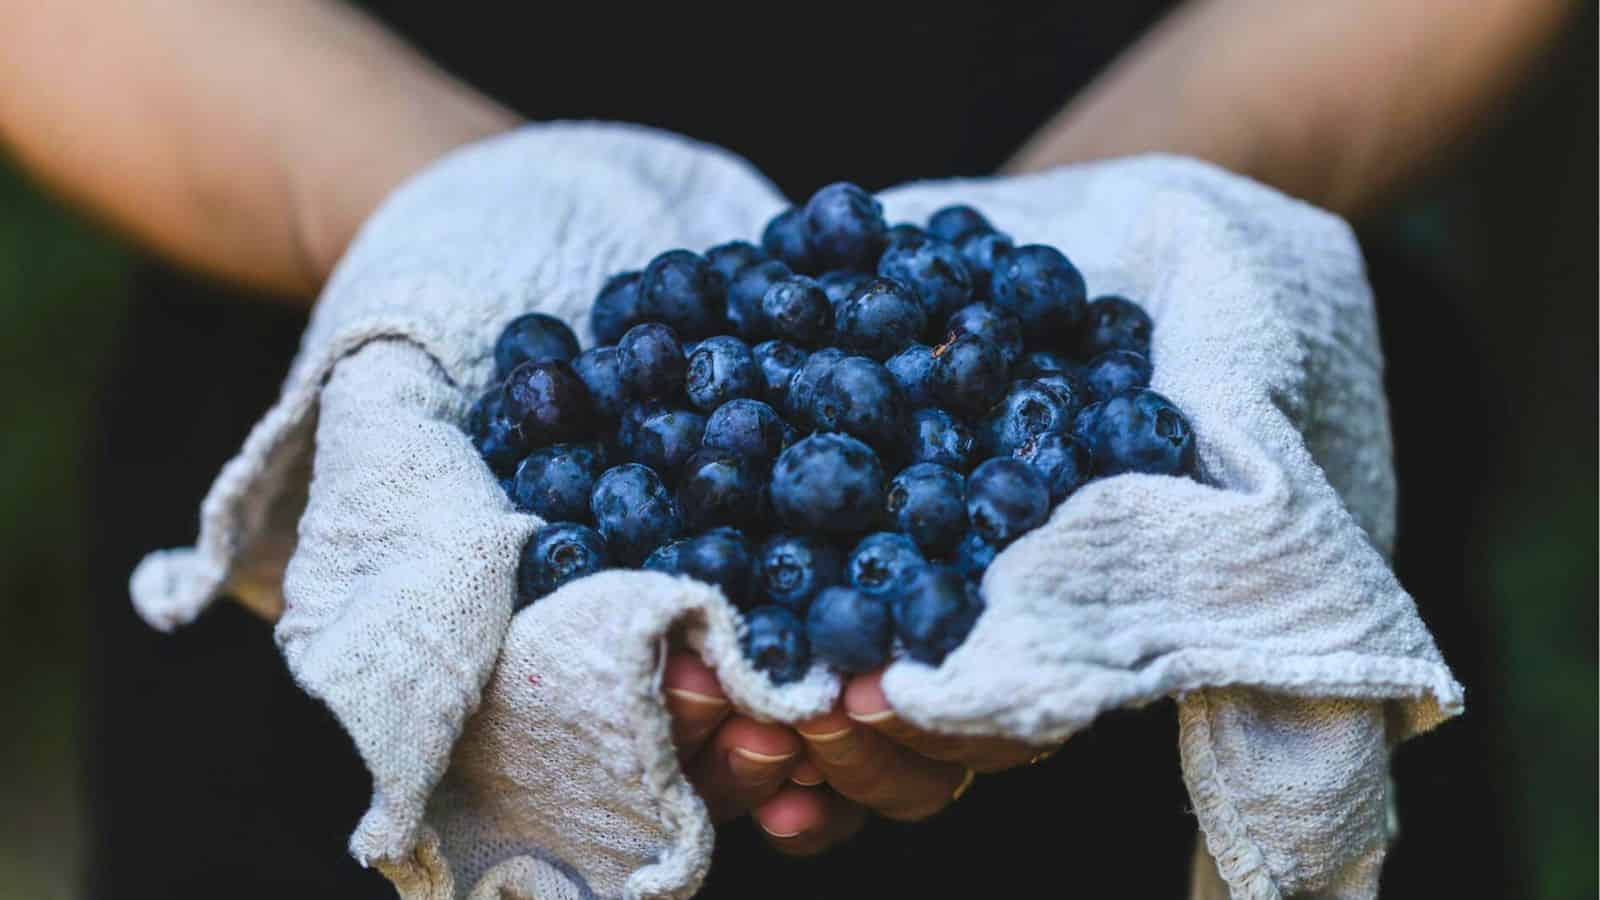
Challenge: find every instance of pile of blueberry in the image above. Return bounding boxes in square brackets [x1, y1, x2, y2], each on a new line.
[465, 182, 1196, 685]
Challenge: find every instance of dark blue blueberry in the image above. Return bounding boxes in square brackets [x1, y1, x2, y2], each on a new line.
[877, 236, 974, 325]
[511, 442, 606, 523]
[1014, 432, 1095, 503]
[639, 249, 725, 338]
[742, 605, 811, 685]
[677, 447, 766, 533]
[590, 272, 643, 346]
[1072, 400, 1104, 446]
[615, 401, 658, 460]
[762, 276, 833, 346]
[819, 270, 872, 312]
[685, 335, 760, 411]
[846, 532, 926, 598]
[466, 382, 506, 435]
[885, 464, 967, 556]
[885, 343, 937, 408]
[617, 322, 687, 400]
[757, 534, 844, 613]
[725, 259, 793, 340]
[705, 241, 768, 289]
[908, 407, 976, 471]
[1079, 294, 1153, 358]
[803, 182, 888, 271]
[704, 398, 790, 463]
[893, 565, 984, 665]
[589, 464, 682, 565]
[474, 414, 526, 477]
[965, 457, 1050, 546]
[991, 244, 1088, 342]
[953, 531, 999, 582]
[643, 538, 687, 573]
[982, 379, 1081, 456]
[784, 347, 845, 425]
[806, 585, 893, 673]
[1083, 389, 1196, 478]
[502, 360, 592, 448]
[810, 355, 909, 455]
[752, 340, 808, 409]
[571, 346, 628, 422]
[499, 477, 516, 498]
[629, 406, 706, 475]
[1084, 349, 1152, 400]
[834, 278, 927, 361]
[679, 527, 756, 608]
[494, 313, 580, 378]
[1017, 350, 1074, 380]
[944, 303, 1024, 366]
[885, 222, 927, 248]
[516, 522, 608, 608]
[770, 433, 886, 535]
[957, 231, 1014, 299]
[926, 205, 993, 244]
[761, 207, 817, 274]
[929, 334, 1010, 419]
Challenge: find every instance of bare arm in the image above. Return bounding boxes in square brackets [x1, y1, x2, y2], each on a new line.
[0, 0, 519, 299]
[1005, 0, 1575, 218]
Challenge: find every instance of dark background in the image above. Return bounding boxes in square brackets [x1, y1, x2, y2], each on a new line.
[0, 7, 1593, 899]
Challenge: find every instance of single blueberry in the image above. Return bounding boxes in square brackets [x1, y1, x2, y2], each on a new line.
[926, 205, 993, 244]
[589, 464, 682, 565]
[806, 585, 893, 673]
[819, 270, 873, 312]
[886, 343, 937, 408]
[752, 340, 809, 409]
[944, 302, 1024, 366]
[590, 272, 644, 346]
[1072, 399, 1104, 446]
[511, 442, 606, 523]
[877, 235, 974, 325]
[704, 398, 790, 462]
[643, 538, 687, 573]
[629, 406, 707, 475]
[679, 526, 757, 608]
[761, 207, 817, 274]
[516, 522, 608, 609]
[678, 447, 766, 533]
[991, 244, 1088, 341]
[953, 531, 999, 582]
[1016, 350, 1074, 380]
[761, 276, 833, 346]
[724, 258, 792, 340]
[846, 532, 926, 598]
[784, 347, 845, 426]
[502, 360, 593, 448]
[1083, 389, 1196, 478]
[638, 249, 724, 338]
[803, 182, 888, 271]
[929, 334, 1010, 419]
[705, 241, 768, 289]
[1084, 349, 1153, 400]
[834, 278, 927, 361]
[957, 231, 1014, 299]
[982, 379, 1081, 456]
[742, 605, 811, 685]
[617, 322, 687, 400]
[885, 222, 927, 248]
[474, 414, 526, 477]
[965, 457, 1050, 546]
[1079, 294, 1153, 358]
[908, 407, 976, 471]
[770, 433, 886, 535]
[685, 335, 760, 411]
[571, 346, 628, 422]
[885, 464, 967, 556]
[757, 534, 844, 613]
[494, 313, 581, 378]
[466, 383, 505, 437]
[810, 355, 909, 455]
[1015, 432, 1094, 502]
[893, 565, 984, 665]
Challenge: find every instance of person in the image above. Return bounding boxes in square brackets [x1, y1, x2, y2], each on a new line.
[0, 1, 1569, 896]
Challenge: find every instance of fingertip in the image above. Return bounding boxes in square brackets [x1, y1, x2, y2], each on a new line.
[717, 714, 803, 760]
[754, 785, 828, 839]
[797, 706, 854, 742]
[789, 759, 824, 787]
[662, 651, 723, 699]
[842, 669, 892, 721]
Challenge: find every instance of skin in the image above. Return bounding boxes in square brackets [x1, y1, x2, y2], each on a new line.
[0, 0, 1572, 858]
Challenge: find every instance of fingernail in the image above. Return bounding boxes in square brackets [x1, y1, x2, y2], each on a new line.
[797, 726, 853, 744]
[846, 709, 895, 725]
[728, 746, 796, 787]
[952, 768, 976, 801]
[665, 688, 727, 708]
[790, 774, 824, 787]
[760, 824, 802, 839]
[731, 746, 796, 765]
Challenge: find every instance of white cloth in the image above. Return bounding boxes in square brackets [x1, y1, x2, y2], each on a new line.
[129, 123, 1461, 900]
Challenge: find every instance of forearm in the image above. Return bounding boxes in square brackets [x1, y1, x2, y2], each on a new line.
[1005, 0, 1574, 218]
[0, 0, 519, 299]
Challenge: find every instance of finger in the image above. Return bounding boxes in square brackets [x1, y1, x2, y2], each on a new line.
[789, 758, 824, 787]
[663, 652, 730, 760]
[684, 715, 801, 823]
[754, 785, 869, 857]
[797, 706, 968, 822]
[843, 672, 1046, 773]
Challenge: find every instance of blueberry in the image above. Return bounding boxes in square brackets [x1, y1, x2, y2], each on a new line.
[846, 532, 926, 598]
[571, 346, 628, 422]
[806, 585, 893, 673]
[678, 447, 766, 533]
[466, 382, 506, 437]
[957, 231, 1014, 299]
[930, 334, 1010, 419]
[725, 259, 793, 340]
[944, 303, 1024, 366]
[752, 340, 808, 409]
[1016, 350, 1074, 380]
[953, 531, 999, 582]
[876, 236, 974, 324]
[615, 401, 657, 460]
[590, 272, 644, 346]
[926, 205, 993, 244]
[819, 270, 873, 311]
[886, 343, 937, 408]
[705, 241, 768, 289]
[761, 276, 833, 346]
[638, 249, 724, 338]
[893, 565, 984, 665]
[757, 534, 844, 612]
[885, 464, 967, 556]
[1083, 389, 1196, 478]
[516, 522, 608, 608]
[834, 278, 927, 361]
[742, 605, 811, 685]
[617, 322, 687, 400]
[703, 398, 790, 463]
[982, 379, 1081, 456]
[761, 207, 817, 274]
[678, 527, 757, 607]
[908, 407, 976, 471]
[590, 464, 682, 565]
[1072, 400, 1104, 446]
[1014, 432, 1095, 503]
[991, 245, 1087, 341]
[685, 335, 760, 411]
[965, 457, 1050, 546]
[770, 433, 886, 535]
[643, 538, 687, 573]
[810, 355, 909, 455]
[502, 360, 592, 448]
[511, 442, 606, 522]
[474, 414, 527, 477]
[803, 182, 888, 271]
[629, 406, 707, 475]
[1084, 349, 1152, 400]
[1079, 294, 1153, 358]
[784, 347, 845, 425]
[885, 222, 927, 248]
[494, 313, 581, 378]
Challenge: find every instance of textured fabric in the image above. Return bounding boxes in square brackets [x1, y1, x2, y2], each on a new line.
[129, 123, 1461, 900]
